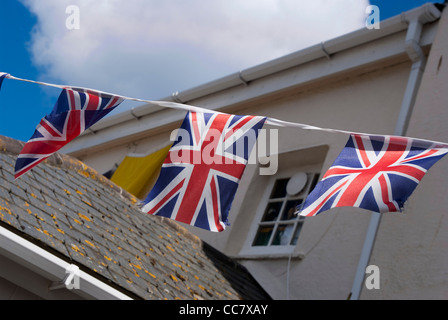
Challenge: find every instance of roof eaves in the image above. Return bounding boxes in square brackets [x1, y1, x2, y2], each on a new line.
[0, 223, 134, 300]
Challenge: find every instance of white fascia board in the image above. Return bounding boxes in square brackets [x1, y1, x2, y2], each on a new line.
[61, 4, 441, 156]
[0, 226, 133, 300]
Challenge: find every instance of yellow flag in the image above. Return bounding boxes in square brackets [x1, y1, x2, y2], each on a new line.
[111, 144, 172, 199]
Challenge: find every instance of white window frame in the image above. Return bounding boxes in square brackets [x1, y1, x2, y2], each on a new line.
[239, 167, 320, 258]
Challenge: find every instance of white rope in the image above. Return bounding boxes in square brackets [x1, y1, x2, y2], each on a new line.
[2, 72, 448, 148]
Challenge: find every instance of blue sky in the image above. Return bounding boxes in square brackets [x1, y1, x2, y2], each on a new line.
[0, 0, 444, 142]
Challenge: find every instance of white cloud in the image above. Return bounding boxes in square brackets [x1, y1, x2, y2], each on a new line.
[21, 0, 370, 101]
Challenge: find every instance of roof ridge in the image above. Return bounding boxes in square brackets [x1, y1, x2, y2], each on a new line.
[0, 135, 26, 155]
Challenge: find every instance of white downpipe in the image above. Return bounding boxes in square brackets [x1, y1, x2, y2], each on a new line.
[0, 225, 133, 300]
[350, 3, 441, 300]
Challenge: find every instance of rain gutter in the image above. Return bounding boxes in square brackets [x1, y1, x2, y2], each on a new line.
[0, 225, 133, 300]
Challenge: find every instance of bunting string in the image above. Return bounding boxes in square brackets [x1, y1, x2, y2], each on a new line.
[2, 71, 448, 148]
[3, 71, 448, 231]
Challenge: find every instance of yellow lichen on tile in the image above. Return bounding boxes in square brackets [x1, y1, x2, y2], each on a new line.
[131, 263, 142, 270]
[0, 205, 12, 215]
[78, 213, 91, 222]
[131, 269, 140, 278]
[145, 270, 157, 278]
[84, 239, 95, 248]
[166, 245, 175, 252]
[82, 199, 93, 207]
[0, 212, 8, 224]
[72, 244, 81, 252]
[78, 169, 90, 178]
[71, 244, 84, 256]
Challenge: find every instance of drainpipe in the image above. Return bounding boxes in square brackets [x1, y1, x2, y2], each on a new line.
[350, 3, 441, 300]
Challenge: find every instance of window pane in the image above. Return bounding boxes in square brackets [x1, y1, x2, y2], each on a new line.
[270, 178, 289, 199]
[281, 199, 302, 221]
[290, 220, 305, 245]
[252, 226, 274, 246]
[272, 224, 295, 246]
[261, 201, 282, 222]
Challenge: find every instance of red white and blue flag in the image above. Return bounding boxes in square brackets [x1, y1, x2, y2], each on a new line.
[141, 111, 266, 232]
[0, 72, 9, 90]
[300, 134, 448, 216]
[15, 88, 124, 179]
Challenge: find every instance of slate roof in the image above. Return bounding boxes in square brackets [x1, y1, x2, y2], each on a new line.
[0, 135, 270, 300]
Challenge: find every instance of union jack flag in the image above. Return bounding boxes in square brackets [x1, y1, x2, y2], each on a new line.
[15, 88, 124, 179]
[141, 111, 266, 232]
[300, 134, 448, 216]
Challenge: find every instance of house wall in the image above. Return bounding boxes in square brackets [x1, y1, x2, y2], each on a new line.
[0, 276, 43, 300]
